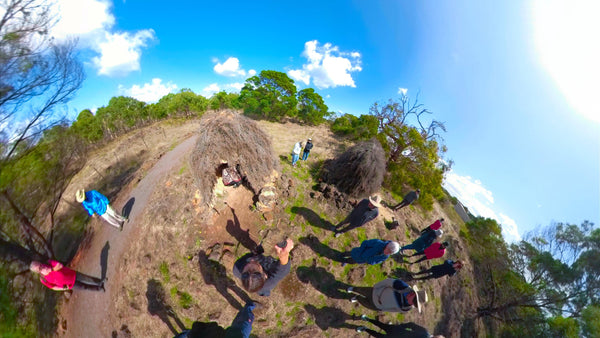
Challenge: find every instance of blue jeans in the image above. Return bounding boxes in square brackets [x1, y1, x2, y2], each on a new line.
[291, 153, 299, 166]
[226, 302, 255, 338]
[301, 151, 310, 160]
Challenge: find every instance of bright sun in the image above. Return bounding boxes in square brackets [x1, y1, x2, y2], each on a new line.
[532, 0, 600, 124]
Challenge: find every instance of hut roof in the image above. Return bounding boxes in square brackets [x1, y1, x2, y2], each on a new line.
[322, 139, 385, 198]
[190, 111, 279, 204]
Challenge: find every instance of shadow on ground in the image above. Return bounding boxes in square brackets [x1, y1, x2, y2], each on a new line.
[146, 279, 186, 335]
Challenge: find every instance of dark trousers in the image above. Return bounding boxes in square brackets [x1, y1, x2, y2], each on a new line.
[225, 302, 255, 338]
[72, 272, 103, 291]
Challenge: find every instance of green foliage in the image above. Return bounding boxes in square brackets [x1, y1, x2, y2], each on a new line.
[208, 91, 240, 110]
[547, 316, 580, 338]
[177, 290, 193, 309]
[95, 96, 148, 137]
[0, 275, 35, 337]
[71, 109, 104, 142]
[159, 262, 170, 283]
[149, 89, 208, 119]
[297, 88, 330, 125]
[239, 70, 298, 120]
[582, 305, 600, 337]
[331, 114, 378, 140]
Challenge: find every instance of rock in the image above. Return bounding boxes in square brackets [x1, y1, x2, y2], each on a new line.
[263, 212, 274, 222]
[256, 185, 277, 212]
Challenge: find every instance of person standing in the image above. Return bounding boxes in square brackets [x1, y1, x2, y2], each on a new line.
[339, 240, 400, 266]
[412, 260, 463, 281]
[393, 189, 420, 211]
[174, 301, 260, 338]
[76, 189, 127, 230]
[400, 230, 443, 255]
[406, 242, 449, 265]
[333, 195, 381, 237]
[301, 138, 313, 161]
[30, 260, 105, 291]
[349, 279, 427, 313]
[420, 218, 444, 236]
[291, 141, 303, 167]
[233, 239, 293, 297]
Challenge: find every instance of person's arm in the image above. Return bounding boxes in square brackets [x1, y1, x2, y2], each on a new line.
[275, 239, 294, 265]
[50, 261, 64, 271]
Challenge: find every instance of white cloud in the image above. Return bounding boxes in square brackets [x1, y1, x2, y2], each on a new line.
[92, 30, 155, 77]
[118, 78, 177, 103]
[213, 57, 249, 77]
[398, 87, 408, 95]
[443, 170, 521, 242]
[50, 0, 155, 77]
[287, 40, 362, 89]
[248, 69, 257, 77]
[225, 82, 244, 92]
[202, 83, 220, 97]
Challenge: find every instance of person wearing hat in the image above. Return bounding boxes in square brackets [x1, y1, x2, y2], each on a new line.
[407, 242, 450, 265]
[30, 260, 105, 291]
[290, 141, 304, 167]
[333, 195, 381, 237]
[301, 138, 313, 161]
[412, 259, 463, 281]
[76, 189, 126, 230]
[400, 229, 443, 255]
[339, 239, 400, 266]
[393, 189, 420, 211]
[369, 278, 428, 313]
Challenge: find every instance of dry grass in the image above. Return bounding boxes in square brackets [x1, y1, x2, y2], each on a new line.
[190, 111, 279, 205]
[321, 139, 386, 198]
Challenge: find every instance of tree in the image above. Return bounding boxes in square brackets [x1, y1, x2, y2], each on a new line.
[95, 96, 147, 139]
[369, 95, 448, 210]
[239, 70, 297, 120]
[1, 0, 84, 164]
[296, 88, 330, 125]
[71, 109, 103, 143]
[331, 113, 378, 140]
[208, 91, 239, 111]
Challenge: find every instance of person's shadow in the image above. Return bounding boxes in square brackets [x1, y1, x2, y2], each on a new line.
[146, 279, 186, 335]
[296, 265, 352, 300]
[303, 305, 361, 331]
[225, 206, 258, 252]
[100, 241, 109, 280]
[197, 250, 251, 310]
[290, 206, 335, 232]
[121, 197, 135, 219]
[298, 236, 346, 263]
[391, 266, 413, 281]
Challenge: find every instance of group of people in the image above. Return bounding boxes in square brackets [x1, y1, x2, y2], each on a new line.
[28, 139, 460, 338]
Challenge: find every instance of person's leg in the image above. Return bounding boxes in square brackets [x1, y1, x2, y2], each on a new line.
[226, 302, 255, 338]
[365, 317, 394, 333]
[106, 204, 126, 222]
[400, 243, 417, 251]
[362, 328, 385, 338]
[100, 211, 122, 228]
[291, 154, 299, 166]
[394, 201, 409, 210]
[73, 279, 103, 292]
[76, 272, 104, 286]
[410, 256, 427, 264]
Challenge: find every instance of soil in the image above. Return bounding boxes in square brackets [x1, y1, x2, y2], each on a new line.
[56, 115, 483, 337]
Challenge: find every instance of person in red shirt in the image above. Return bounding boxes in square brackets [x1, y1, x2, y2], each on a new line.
[29, 260, 105, 291]
[406, 242, 449, 265]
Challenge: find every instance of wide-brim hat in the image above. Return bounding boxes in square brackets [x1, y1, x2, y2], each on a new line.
[75, 189, 86, 203]
[368, 194, 382, 208]
[413, 285, 428, 313]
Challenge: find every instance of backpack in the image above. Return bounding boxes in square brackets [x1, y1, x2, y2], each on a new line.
[222, 166, 242, 187]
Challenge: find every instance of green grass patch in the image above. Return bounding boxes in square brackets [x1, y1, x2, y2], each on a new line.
[178, 291, 193, 309]
[178, 162, 188, 175]
[356, 228, 367, 242]
[363, 264, 387, 285]
[160, 261, 170, 283]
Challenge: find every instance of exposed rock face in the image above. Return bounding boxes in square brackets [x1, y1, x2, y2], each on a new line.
[256, 184, 277, 212]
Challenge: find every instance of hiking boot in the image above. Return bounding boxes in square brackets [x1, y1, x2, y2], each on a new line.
[351, 296, 358, 303]
[360, 314, 368, 320]
[356, 326, 366, 332]
[334, 232, 341, 238]
[347, 286, 354, 293]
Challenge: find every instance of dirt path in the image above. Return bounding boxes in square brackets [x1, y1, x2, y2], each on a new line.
[61, 134, 199, 337]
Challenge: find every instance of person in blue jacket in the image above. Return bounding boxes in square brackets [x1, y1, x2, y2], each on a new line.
[339, 239, 400, 266]
[76, 189, 126, 230]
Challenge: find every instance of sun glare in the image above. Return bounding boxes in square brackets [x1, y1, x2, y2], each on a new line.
[532, 0, 600, 123]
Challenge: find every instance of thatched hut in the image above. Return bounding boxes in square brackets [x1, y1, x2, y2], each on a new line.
[321, 139, 386, 198]
[190, 111, 279, 205]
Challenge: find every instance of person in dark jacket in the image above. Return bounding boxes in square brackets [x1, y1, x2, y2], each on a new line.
[420, 218, 444, 236]
[301, 138, 313, 161]
[334, 195, 381, 237]
[233, 239, 293, 297]
[339, 239, 400, 266]
[393, 189, 420, 211]
[411, 260, 462, 281]
[406, 242, 449, 265]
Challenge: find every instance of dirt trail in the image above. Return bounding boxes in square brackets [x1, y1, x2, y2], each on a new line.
[61, 134, 199, 337]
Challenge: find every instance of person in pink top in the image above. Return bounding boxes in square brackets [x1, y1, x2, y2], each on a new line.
[29, 260, 105, 291]
[420, 218, 444, 236]
[406, 242, 449, 265]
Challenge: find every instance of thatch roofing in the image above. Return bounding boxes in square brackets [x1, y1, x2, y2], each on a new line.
[321, 138, 385, 198]
[190, 111, 279, 205]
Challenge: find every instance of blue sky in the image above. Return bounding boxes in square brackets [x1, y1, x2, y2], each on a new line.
[42, 0, 599, 242]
